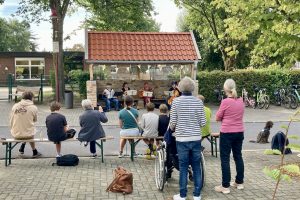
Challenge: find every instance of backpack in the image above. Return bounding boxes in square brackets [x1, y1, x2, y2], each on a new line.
[53, 154, 79, 166]
[106, 166, 133, 194]
[271, 131, 292, 154]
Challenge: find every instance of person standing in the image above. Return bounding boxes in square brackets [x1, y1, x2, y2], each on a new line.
[215, 79, 245, 194]
[9, 91, 42, 157]
[78, 99, 108, 158]
[170, 76, 206, 200]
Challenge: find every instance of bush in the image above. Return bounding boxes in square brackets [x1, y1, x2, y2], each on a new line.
[49, 70, 56, 92]
[197, 69, 300, 102]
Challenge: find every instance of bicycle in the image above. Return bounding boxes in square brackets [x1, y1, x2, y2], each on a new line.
[241, 88, 255, 108]
[214, 86, 225, 103]
[254, 87, 270, 109]
[154, 141, 205, 191]
[287, 85, 300, 109]
[273, 88, 290, 109]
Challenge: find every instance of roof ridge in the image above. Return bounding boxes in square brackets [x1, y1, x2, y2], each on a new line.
[88, 31, 191, 35]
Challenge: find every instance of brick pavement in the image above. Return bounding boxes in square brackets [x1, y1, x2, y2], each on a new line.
[0, 151, 299, 200]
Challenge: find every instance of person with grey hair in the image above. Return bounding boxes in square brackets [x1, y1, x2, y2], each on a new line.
[78, 99, 108, 158]
[170, 76, 206, 200]
[215, 78, 245, 194]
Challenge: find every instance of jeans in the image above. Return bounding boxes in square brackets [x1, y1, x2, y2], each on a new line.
[105, 98, 119, 111]
[220, 132, 244, 188]
[90, 141, 96, 154]
[176, 140, 202, 198]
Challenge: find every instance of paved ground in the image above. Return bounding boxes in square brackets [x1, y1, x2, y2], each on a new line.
[0, 151, 299, 200]
[0, 97, 300, 199]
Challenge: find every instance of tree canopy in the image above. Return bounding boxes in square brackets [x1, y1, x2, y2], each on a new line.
[175, 0, 300, 70]
[78, 0, 160, 31]
[0, 18, 37, 52]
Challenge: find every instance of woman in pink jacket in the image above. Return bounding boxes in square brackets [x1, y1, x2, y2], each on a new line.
[215, 79, 245, 194]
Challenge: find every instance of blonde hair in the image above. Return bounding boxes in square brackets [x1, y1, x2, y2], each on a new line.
[159, 104, 168, 114]
[223, 79, 238, 98]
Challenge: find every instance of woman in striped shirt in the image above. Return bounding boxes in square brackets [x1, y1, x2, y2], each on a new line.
[170, 76, 206, 200]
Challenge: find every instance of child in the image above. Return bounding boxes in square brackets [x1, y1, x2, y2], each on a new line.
[257, 121, 273, 143]
[198, 95, 212, 139]
[140, 102, 159, 159]
[46, 101, 75, 157]
[157, 104, 169, 145]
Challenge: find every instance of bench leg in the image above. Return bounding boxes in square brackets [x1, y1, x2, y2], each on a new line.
[210, 136, 214, 156]
[130, 141, 134, 162]
[9, 143, 12, 165]
[95, 141, 104, 163]
[215, 137, 218, 158]
[5, 143, 8, 167]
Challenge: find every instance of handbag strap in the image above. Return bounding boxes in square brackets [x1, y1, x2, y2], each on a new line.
[125, 109, 139, 126]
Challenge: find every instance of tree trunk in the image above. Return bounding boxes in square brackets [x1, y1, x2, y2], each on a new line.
[220, 48, 236, 71]
[57, 19, 65, 102]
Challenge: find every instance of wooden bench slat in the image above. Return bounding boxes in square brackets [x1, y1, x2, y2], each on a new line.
[121, 136, 163, 139]
[0, 136, 114, 143]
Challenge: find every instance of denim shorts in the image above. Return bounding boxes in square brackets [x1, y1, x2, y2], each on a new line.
[120, 128, 140, 137]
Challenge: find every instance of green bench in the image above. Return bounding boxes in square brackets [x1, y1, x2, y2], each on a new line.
[0, 136, 114, 167]
[120, 136, 164, 161]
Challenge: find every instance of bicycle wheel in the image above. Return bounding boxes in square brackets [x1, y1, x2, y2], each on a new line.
[257, 98, 265, 109]
[155, 148, 166, 191]
[200, 152, 206, 189]
[248, 98, 256, 109]
[264, 96, 270, 109]
[289, 94, 298, 109]
[282, 96, 291, 109]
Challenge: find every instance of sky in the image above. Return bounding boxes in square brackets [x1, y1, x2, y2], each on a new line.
[0, 0, 181, 51]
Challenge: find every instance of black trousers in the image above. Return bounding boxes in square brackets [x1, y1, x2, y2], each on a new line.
[220, 132, 244, 188]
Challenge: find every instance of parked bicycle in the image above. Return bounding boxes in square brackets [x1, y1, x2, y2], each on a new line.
[241, 88, 255, 108]
[254, 86, 270, 109]
[273, 88, 290, 109]
[287, 85, 300, 109]
[214, 86, 225, 103]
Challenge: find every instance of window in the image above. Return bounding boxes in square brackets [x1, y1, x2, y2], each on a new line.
[15, 58, 45, 80]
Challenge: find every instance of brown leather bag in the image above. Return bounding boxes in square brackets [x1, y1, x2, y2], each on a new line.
[106, 166, 133, 194]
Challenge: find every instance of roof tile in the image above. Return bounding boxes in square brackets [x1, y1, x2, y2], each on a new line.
[87, 32, 199, 61]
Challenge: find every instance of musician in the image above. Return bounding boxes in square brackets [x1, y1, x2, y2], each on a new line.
[121, 82, 130, 95]
[141, 82, 153, 107]
[167, 81, 181, 107]
[103, 84, 119, 112]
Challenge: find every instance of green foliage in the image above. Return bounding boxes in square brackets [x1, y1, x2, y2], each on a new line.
[263, 167, 291, 182]
[197, 68, 300, 103]
[49, 70, 56, 92]
[288, 135, 300, 140]
[287, 144, 300, 151]
[282, 164, 300, 175]
[175, 0, 300, 70]
[0, 18, 37, 51]
[264, 149, 282, 155]
[280, 125, 289, 130]
[79, 0, 160, 31]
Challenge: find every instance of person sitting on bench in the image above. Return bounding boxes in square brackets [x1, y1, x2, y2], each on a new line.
[46, 101, 76, 157]
[103, 83, 119, 112]
[140, 102, 159, 159]
[78, 99, 108, 158]
[9, 91, 42, 158]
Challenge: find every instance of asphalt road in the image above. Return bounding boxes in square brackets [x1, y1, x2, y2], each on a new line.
[0, 121, 299, 159]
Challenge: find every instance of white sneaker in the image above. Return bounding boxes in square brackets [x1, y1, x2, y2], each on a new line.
[118, 151, 124, 158]
[173, 194, 186, 200]
[230, 182, 244, 190]
[193, 196, 201, 200]
[214, 185, 230, 194]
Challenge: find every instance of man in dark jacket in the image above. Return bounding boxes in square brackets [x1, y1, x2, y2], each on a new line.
[78, 99, 108, 158]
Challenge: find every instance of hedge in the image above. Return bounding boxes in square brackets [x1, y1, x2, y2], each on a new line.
[197, 69, 300, 103]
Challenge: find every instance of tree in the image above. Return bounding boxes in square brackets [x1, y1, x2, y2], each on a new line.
[174, 0, 258, 71]
[14, 0, 72, 102]
[65, 43, 84, 51]
[79, 0, 160, 31]
[0, 18, 37, 52]
[213, 0, 300, 68]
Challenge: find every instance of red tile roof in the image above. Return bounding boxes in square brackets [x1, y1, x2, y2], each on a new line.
[86, 31, 200, 63]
